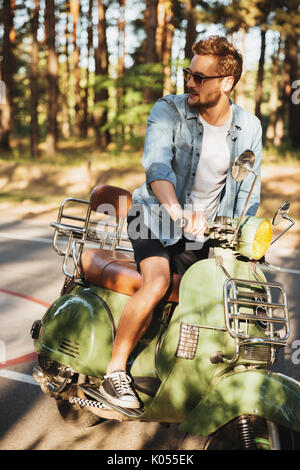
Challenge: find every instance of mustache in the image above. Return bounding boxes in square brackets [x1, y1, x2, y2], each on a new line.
[187, 88, 199, 95]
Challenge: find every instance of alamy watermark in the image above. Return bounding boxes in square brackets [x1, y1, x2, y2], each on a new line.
[94, 198, 207, 251]
[291, 340, 300, 365]
[292, 80, 300, 105]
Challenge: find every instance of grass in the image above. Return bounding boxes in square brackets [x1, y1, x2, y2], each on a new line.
[0, 138, 145, 207]
[262, 144, 300, 165]
[1, 136, 300, 207]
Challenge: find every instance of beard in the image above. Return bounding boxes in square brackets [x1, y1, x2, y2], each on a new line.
[187, 88, 222, 111]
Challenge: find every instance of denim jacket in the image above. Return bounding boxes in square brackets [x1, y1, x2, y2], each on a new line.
[131, 94, 262, 246]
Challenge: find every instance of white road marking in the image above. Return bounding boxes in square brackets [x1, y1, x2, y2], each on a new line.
[0, 369, 39, 386]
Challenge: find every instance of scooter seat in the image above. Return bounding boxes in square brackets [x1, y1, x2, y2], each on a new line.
[80, 249, 181, 303]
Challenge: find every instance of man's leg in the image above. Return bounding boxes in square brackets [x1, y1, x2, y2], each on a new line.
[100, 256, 171, 408]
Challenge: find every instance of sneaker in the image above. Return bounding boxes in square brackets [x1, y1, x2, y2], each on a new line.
[99, 370, 141, 409]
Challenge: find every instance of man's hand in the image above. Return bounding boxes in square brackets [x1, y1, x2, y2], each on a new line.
[181, 209, 207, 237]
[150, 180, 208, 237]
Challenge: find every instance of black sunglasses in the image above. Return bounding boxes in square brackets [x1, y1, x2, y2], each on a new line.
[183, 68, 230, 85]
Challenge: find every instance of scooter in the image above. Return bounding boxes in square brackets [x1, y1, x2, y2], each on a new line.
[31, 151, 300, 450]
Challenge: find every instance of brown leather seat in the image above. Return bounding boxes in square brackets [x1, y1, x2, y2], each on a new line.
[81, 248, 181, 304]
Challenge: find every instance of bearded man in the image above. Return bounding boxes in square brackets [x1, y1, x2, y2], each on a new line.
[98, 35, 262, 410]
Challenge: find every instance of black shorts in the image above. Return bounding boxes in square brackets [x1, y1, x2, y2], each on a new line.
[127, 213, 210, 276]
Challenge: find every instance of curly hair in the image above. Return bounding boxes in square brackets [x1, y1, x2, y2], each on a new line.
[192, 35, 243, 89]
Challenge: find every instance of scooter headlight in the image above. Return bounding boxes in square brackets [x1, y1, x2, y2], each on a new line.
[237, 217, 272, 260]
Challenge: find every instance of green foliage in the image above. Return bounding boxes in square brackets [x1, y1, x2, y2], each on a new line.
[93, 62, 164, 147]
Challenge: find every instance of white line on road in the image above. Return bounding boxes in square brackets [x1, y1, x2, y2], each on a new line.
[0, 369, 39, 386]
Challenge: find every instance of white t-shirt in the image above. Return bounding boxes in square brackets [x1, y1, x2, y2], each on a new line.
[190, 109, 232, 223]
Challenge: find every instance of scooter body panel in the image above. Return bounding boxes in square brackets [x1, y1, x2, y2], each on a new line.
[142, 253, 270, 422]
[179, 369, 300, 436]
[34, 284, 163, 380]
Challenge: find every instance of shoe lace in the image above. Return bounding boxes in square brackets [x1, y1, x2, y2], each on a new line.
[106, 371, 135, 397]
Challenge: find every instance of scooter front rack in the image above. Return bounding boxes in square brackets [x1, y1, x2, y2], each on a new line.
[223, 277, 290, 348]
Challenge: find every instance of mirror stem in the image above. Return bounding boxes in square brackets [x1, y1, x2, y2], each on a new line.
[230, 168, 258, 246]
[270, 213, 295, 246]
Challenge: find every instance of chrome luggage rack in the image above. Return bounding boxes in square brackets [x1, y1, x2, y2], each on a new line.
[223, 277, 290, 365]
[51, 197, 133, 279]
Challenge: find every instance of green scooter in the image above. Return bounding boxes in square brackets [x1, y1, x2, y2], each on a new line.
[31, 151, 300, 449]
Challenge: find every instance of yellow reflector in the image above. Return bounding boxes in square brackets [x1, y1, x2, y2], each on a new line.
[252, 220, 272, 259]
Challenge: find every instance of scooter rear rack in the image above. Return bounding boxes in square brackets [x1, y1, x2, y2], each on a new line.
[50, 196, 133, 280]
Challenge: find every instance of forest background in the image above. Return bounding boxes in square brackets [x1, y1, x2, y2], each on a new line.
[0, 0, 300, 237]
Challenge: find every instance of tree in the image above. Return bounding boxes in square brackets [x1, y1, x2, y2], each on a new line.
[143, 0, 159, 102]
[94, 0, 109, 148]
[82, 0, 94, 137]
[156, 0, 179, 96]
[61, 8, 71, 140]
[27, 0, 40, 159]
[184, 0, 197, 60]
[70, 0, 82, 137]
[0, 0, 15, 150]
[265, 34, 281, 147]
[45, 0, 58, 157]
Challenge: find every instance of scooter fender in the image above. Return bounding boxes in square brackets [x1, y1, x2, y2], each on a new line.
[179, 369, 300, 436]
[33, 286, 129, 377]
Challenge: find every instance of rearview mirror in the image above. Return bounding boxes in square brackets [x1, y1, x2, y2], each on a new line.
[229, 150, 257, 246]
[231, 150, 255, 182]
[272, 201, 291, 226]
[270, 201, 295, 246]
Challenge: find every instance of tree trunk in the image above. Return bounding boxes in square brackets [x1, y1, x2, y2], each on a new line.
[162, 20, 175, 96]
[0, 0, 15, 150]
[117, 0, 126, 142]
[266, 35, 281, 147]
[28, 0, 40, 158]
[156, 0, 175, 96]
[61, 12, 71, 140]
[144, 0, 159, 103]
[82, 0, 93, 138]
[184, 0, 197, 60]
[71, 0, 82, 138]
[94, 0, 109, 148]
[254, 28, 266, 121]
[45, 0, 58, 157]
[145, 0, 159, 63]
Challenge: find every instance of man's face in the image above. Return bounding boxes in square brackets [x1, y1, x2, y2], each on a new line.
[186, 54, 224, 110]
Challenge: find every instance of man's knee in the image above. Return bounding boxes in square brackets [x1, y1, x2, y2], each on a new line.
[140, 257, 171, 299]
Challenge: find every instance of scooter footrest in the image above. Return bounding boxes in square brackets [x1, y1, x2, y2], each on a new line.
[79, 384, 144, 418]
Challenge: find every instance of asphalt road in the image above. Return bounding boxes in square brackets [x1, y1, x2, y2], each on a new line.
[0, 216, 300, 451]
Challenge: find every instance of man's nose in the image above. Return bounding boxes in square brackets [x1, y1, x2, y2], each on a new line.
[187, 76, 195, 87]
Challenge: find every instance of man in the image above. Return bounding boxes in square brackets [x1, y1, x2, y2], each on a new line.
[98, 35, 262, 410]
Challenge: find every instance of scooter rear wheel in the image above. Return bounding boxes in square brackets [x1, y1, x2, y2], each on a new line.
[56, 398, 102, 428]
[56, 374, 105, 428]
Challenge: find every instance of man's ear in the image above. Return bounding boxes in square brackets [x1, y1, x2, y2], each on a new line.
[222, 76, 234, 92]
